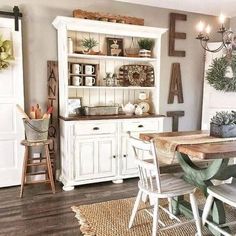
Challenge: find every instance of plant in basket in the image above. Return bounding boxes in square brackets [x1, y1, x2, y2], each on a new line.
[81, 37, 99, 55]
[137, 38, 155, 58]
[210, 111, 236, 138]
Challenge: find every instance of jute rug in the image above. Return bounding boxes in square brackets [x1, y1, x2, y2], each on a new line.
[72, 192, 236, 236]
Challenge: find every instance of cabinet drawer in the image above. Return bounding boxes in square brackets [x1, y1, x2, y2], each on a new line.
[122, 119, 159, 133]
[74, 122, 116, 136]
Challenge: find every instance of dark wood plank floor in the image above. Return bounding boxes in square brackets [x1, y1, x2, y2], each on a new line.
[0, 179, 138, 236]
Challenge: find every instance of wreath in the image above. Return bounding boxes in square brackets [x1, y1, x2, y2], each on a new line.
[0, 35, 14, 71]
[206, 55, 236, 92]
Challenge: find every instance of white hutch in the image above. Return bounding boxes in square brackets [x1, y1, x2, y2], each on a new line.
[53, 16, 168, 190]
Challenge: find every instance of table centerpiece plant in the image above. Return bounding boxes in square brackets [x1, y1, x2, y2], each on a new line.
[210, 111, 236, 138]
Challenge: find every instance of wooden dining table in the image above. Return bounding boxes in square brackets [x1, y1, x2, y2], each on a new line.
[140, 131, 236, 236]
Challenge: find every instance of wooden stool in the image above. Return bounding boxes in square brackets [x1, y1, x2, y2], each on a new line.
[20, 139, 55, 198]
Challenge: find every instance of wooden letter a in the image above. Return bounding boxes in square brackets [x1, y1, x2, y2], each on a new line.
[168, 63, 184, 104]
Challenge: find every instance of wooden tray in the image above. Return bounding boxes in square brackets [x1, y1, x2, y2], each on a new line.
[118, 64, 155, 87]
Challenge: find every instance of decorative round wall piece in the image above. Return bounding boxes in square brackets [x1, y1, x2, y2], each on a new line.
[119, 64, 154, 87]
[206, 56, 236, 92]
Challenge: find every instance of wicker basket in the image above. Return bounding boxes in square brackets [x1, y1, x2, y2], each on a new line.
[125, 37, 139, 57]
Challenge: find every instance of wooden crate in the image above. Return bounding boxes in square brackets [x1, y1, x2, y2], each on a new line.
[73, 9, 144, 26]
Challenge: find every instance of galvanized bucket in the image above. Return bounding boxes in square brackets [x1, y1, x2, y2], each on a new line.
[23, 118, 49, 142]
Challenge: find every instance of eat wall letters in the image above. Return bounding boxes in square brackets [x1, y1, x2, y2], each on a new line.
[169, 13, 187, 57]
[168, 63, 184, 104]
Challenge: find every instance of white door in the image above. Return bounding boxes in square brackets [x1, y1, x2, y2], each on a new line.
[201, 42, 236, 129]
[0, 18, 24, 187]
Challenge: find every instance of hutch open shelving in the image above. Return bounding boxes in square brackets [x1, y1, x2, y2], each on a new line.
[53, 16, 168, 190]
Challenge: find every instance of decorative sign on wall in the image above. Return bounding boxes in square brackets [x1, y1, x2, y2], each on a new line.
[168, 13, 187, 57]
[167, 111, 185, 131]
[47, 61, 59, 175]
[168, 63, 184, 104]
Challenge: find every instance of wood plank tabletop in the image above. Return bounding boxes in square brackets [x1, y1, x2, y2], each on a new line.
[140, 131, 236, 160]
[177, 142, 236, 160]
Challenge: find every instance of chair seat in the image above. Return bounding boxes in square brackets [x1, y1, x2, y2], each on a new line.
[138, 173, 196, 198]
[208, 182, 236, 208]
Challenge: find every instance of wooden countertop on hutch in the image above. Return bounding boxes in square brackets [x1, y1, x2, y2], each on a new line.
[60, 114, 165, 121]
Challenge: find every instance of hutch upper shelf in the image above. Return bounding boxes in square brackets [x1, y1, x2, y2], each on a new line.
[68, 53, 158, 62]
[52, 16, 167, 117]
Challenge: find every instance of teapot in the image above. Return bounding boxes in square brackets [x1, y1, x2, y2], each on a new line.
[121, 102, 136, 115]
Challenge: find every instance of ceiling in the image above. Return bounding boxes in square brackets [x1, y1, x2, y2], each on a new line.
[115, 0, 236, 17]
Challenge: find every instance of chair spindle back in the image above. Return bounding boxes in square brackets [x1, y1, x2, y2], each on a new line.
[128, 134, 162, 193]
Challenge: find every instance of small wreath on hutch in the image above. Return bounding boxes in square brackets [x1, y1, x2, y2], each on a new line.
[0, 35, 14, 71]
[206, 56, 236, 92]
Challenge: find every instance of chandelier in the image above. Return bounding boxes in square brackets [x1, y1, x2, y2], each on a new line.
[196, 14, 236, 56]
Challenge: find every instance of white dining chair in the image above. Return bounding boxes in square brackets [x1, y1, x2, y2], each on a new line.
[128, 134, 202, 236]
[202, 183, 236, 236]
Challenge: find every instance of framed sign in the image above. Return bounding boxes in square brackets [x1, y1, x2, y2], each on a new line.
[107, 37, 124, 56]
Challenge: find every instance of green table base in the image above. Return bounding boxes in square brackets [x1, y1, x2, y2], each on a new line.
[173, 152, 236, 236]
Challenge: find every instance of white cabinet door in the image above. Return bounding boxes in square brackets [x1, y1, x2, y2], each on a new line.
[121, 135, 138, 176]
[97, 137, 117, 177]
[0, 18, 24, 187]
[74, 138, 97, 180]
[74, 137, 117, 180]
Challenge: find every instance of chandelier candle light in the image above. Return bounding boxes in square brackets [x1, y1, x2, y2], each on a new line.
[196, 14, 236, 56]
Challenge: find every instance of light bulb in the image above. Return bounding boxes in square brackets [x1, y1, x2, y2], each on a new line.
[196, 21, 205, 32]
[219, 13, 225, 24]
[205, 25, 211, 34]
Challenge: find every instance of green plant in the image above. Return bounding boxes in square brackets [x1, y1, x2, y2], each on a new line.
[137, 38, 155, 50]
[0, 35, 14, 71]
[211, 111, 236, 125]
[81, 37, 99, 51]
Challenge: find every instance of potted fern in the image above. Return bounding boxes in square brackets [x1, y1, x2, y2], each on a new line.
[81, 37, 99, 55]
[138, 38, 155, 58]
[210, 111, 236, 138]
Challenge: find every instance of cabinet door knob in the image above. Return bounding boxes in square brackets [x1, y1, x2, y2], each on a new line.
[93, 127, 99, 130]
[113, 155, 116, 159]
[123, 154, 127, 157]
[138, 125, 144, 128]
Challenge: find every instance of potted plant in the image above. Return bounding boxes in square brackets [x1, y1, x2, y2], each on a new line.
[81, 37, 99, 55]
[0, 35, 14, 71]
[210, 111, 236, 138]
[137, 38, 155, 58]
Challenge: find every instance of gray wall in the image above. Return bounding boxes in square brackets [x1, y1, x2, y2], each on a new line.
[0, 0, 224, 130]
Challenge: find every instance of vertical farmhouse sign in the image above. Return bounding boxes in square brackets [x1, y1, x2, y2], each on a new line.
[47, 61, 59, 175]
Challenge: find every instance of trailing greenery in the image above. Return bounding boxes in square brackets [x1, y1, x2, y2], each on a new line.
[206, 56, 236, 92]
[137, 38, 155, 50]
[0, 35, 14, 71]
[211, 111, 236, 125]
[81, 37, 98, 51]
